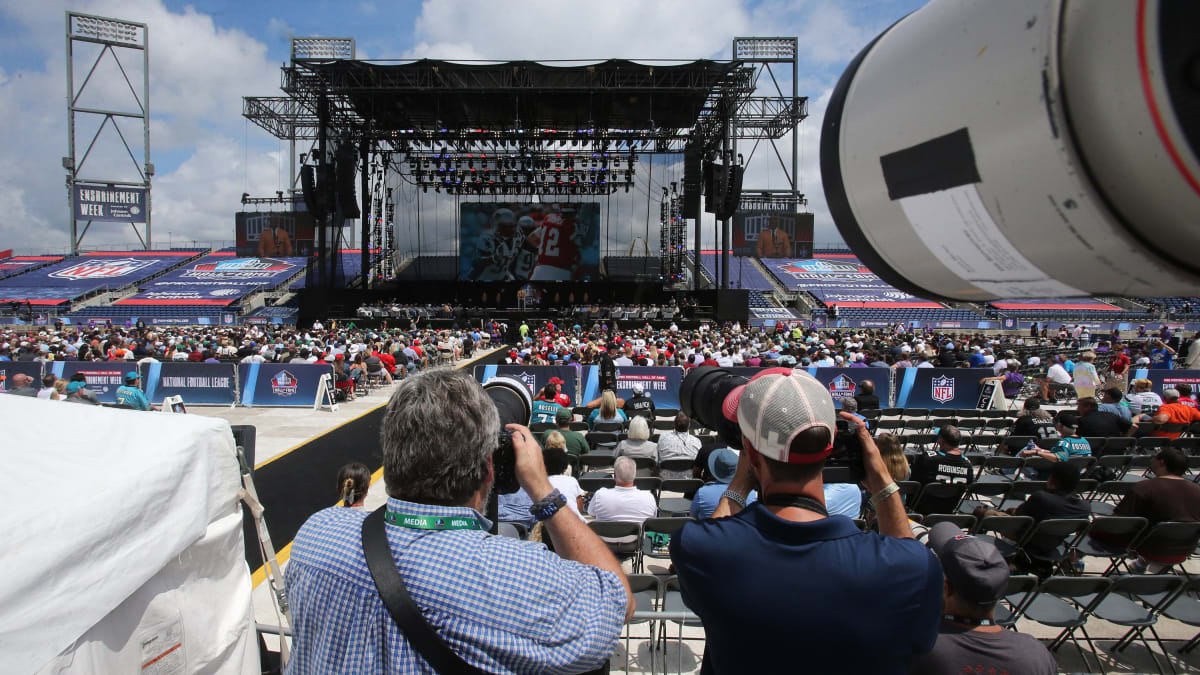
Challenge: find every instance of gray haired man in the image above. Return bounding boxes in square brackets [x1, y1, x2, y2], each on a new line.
[285, 368, 633, 673]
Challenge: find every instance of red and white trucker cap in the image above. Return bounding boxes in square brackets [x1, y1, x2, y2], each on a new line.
[727, 368, 837, 464]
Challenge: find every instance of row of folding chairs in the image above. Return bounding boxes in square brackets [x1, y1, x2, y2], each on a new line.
[866, 407, 1019, 421]
[622, 574, 700, 674]
[587, 517, 694, 575]
[997, 574, 1200, 670]
[575, 475, 702, 517]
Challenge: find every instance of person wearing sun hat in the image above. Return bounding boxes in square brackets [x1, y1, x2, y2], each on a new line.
[909, 523, 1056, 675]
[669, 367, 942, 673]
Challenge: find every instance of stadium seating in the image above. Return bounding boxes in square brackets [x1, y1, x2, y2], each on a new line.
[698, 255, 775, 290]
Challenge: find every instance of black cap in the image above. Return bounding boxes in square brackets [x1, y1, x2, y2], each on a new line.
[927, 523, 1009, 606]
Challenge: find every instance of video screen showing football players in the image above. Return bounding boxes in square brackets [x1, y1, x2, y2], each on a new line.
[458, 203, 600, 281]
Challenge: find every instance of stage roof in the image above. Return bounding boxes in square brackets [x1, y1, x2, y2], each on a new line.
[290, 58, 742, 131]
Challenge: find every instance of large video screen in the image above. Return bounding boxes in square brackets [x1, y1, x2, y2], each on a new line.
[733, 211, 814, 258]
[235, 210, 316, 258]
[459, 203, 600, 281]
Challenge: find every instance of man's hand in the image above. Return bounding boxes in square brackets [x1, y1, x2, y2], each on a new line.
[840, 412, 912, 539]
[507, 423, 553, 501]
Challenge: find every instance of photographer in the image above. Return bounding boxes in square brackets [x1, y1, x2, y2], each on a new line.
[669, 369, 942, 673]
[286, 369, 633, 673]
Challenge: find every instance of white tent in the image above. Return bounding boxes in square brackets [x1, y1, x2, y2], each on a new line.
[0, 395, 258, 674]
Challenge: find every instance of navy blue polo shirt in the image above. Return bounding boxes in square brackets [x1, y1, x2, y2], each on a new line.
[670, 503, 942, 674]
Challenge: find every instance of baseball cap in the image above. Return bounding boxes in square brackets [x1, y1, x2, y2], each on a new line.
[548, 376, 564, 385]
[555, 408, 572, 423]
[728, 368, 836, 464]
[632, 382, 644, 395]
[124, 371, 140, 383]
[927, 522, 1009, 605]
[66, 381, 86, 394]
[708, 448, 738, 483]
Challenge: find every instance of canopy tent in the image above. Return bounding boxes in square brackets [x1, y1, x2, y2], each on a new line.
[0, 396, 257, 674]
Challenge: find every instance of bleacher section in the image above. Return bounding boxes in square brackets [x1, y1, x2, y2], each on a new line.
[832, 307, 986, 324]
[290, 249, 373, 289]
[759, 253, 944, 308]
[748, 290, 773, 308]
[0, 251, 202, 306]
[698, 254, 775, 290]
[0, 255, 65, 280]
[114, 252, 308, 308]
[603, 256, 661, 281]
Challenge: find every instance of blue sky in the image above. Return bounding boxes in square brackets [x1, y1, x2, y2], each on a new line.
[0, 0, 927, 253]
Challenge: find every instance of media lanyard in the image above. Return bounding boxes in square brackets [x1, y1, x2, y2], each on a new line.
[384, 511, 486, 531]
[761, 493, 829, 517]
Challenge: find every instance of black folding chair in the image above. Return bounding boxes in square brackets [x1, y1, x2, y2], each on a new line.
[1018, 518, 1090, 575]
[579, 476, 615, 493]
[973, 515, 1036, 560]
[958, 481, 1011, 514]
[994, 574, 1040, 628]
[1155, 577, 1200, 654]
[977, 456, 1024, 484]
[1021, 576, 1113, 671]
[593, 421, 626, 433]
[1095, 574, 1185, 672]
[586, 432, 619, 451]
[640, 517, 690, 573]
[911, 482, 967, 517]
[922, 513, 976, 531]
[1075, 516, 1148, 575]
[1130, 522, 1200, 572]
[588, 520, 641, 568]
[997, 480, 1047, 511]
[658, 478, 702, 516]
[621, 575, 661, 673]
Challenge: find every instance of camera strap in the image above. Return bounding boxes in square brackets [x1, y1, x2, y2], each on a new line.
[361, 507, 484, 675]
[761, 493, 829, 517]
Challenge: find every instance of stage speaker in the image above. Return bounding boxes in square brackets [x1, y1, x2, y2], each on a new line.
[682, 144, 702, 219]
[713, 289, 749, 323]
[716, 165, 744, 220]
[300, 165, 325, 221]
[703, 161, 721, 214]
[334, 145, 360, 219]
[822, 0, 1200, 299]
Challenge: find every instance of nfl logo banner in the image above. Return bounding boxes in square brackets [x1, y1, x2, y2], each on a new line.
[895, 368, 986, 409]
[474, 365, 579, 407]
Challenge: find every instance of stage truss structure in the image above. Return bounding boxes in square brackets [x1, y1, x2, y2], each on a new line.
[243, 37, 807, 290]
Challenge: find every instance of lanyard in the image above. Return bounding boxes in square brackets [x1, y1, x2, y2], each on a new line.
[762, 493, 829, 517]
[385, 511, 485, 531]
[944, 614, 995, 627]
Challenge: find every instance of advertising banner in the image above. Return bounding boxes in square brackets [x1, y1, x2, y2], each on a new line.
[725, 366, 893, 409]
[894, 367, 992, 409]
[577, 365, 682, 409]
[1129, 369, 1200, 396]
[239, 363, 332, 407]
[141, 362, 238, 406]
[117, 253, 307, 306]
[761, 254, 942, 308]
[0, 251, 196, 305]
[473, 365, 580, 406]
[0, 362, 43, 392]
[0, 256, 62, 279]
[73, 184, 147, 223]
[51, 362, 135, 403]
[458, 202, 601, 282]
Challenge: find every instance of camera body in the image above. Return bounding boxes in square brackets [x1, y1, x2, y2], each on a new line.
[481, 376, 533, 495]
[493, 430, 519, 494]
[829, 419, 865, 484]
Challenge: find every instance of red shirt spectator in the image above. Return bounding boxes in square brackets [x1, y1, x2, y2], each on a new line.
[1152, 398, 1200, 439]
[374, 350, 396, 375]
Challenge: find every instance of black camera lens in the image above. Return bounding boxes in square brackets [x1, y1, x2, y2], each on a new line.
[679, 366, 748, 449]
[482, 377, 532, 495]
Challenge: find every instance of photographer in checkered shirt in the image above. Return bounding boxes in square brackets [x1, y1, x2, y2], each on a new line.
[285, 368, 633, 673]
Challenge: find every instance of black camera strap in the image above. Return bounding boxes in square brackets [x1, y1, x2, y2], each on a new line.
[761, 493, 829, 517]
[361, 507, 483, 675]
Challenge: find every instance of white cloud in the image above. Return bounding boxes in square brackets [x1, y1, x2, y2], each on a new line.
[0, 0, 282, 253]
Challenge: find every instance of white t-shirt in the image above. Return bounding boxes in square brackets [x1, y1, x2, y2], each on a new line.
[1047, 363, 1072, 384]
[587, 485, 657, 523]
[548, 474, 586, 522]
[1128, 391, 1163, 417]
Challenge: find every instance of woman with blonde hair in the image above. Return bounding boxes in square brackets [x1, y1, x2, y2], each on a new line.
[873, 433, 909, 482]
[542, 433, 585, 520]
[587, 389, 627, 429]
[1073, 351, 1099, 400]
[615, 415, 657, 460]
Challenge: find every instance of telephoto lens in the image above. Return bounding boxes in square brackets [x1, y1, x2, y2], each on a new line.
[481, 377, 532, 495]
[679, 367, 749, 449]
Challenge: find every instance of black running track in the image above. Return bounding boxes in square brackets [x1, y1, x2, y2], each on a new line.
[242, 349, 510, 572]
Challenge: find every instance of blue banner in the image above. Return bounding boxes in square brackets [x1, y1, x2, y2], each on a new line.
[239, 362, 332, 407]
[578, 366, 683, 409]
[723, 366, 893, 409]
[0, 361, 43, 392]
[51, 362, 136, 403]
[140, 362, 238, 406]
[894, 367, 991, 409]
[474, 365, 579, 406]
[1130, 369, 1200, 396]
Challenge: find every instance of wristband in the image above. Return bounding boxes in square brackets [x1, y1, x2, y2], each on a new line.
[529, 489, 566, 522]
[720, 489, 748, 508]
[869, 482, 900, 508]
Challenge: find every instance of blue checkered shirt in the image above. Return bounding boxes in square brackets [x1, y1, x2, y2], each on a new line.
[285, 498, 627, 674]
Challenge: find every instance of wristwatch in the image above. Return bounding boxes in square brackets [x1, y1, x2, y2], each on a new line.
[530, 489, 567, 522]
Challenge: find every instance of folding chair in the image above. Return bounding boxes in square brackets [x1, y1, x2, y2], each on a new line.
[973, 515, 1036, 560]
[658, 479, 702, 516]
[1021, 576, 1113, 670]
[640, 517, 690, 573]
[1087, 480, 1132, 516]
[580, 453, 615, 472]
[922, 513, 976, 531]
[822, 466, 854, 484]
[654, 407, 679, 420]
[911, 482, 967, 517]
[657, 458, 695, 480]
[579, 476, 615, 493]
[1096, 455, 1133, 482]
[957, 481, 1011, 514]
[1136, 436, 1171, 454]
[633, 476, 662, 500]
[1018, 518, 1090, 575]
[622, 575, 661, 673]
[568, 421, 589, 432]
[880, 407, 903, 418]
[902, 408, 930, 422]
[997, 480, 1047, 511]
[593, 421, 626, 433]
[586, 432, 619, 451]
[1155, 577, 1200, 654]
[530, 422, 556, 433]
[660, 576, 704, 674]
[630, 456, 658, 477]
[977, 456, 1024, 484]
[1002, 435, 1037, 455]
[588, 520, 641, 568]
[895, 480, 923, 507]
[653, 419, 678, 432]
[994, 574, 1040, 628]
[1130, 522, 1200, 573]
[1095, 574, 1184, 670]
[1083, 437, 1107, 456]
[1103, 437, 1136, 455]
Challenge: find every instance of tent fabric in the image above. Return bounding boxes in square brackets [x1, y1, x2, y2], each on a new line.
[0, 396, 256, 674]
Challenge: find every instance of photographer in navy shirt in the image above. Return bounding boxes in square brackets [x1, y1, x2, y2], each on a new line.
[670, 369, 942, 673]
